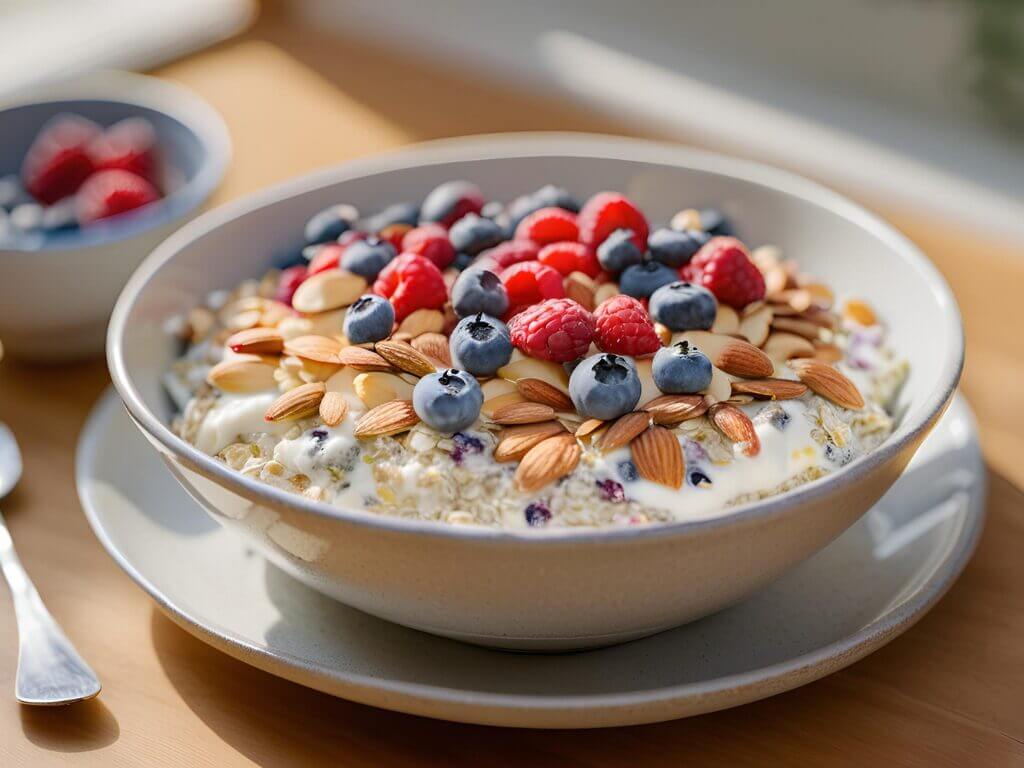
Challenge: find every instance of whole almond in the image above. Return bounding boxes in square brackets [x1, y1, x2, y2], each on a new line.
[715, 340, 774, 378]
[291, 269, 367, 314]
[491, 401, 557, 425]
[207, 355, 277, 393]
[284, 334, 342, 364]
[226, 327, 285, 355]
[493, 421, 565, 462]
[514, 433, 581, 493]
[338, 345, 392, 371]
[642, 394, 708, 425]
[411, 332, 452, 367]
[354, 400, 420, 438]
[791, 360, 864, 409]
[397, 308, 445, 337]
[265, 382, 326, 422]
[375, 340, 437, 378]
[631, 426, 684, 489]
[318, 377, 350, 427]
[597, 411, 651, 453]
[731, 378, 808, 400]
[516, 378, 574, 411]
[709, 403, 760, 457]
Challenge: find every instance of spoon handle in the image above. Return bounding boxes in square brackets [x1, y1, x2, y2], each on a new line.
[0, 510, 101, 705]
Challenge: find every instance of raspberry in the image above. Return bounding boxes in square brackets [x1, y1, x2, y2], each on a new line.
[372, 253, 447, 321]
[482, 239, 540, 270]
[275, 265, 307, 306]
[89, 117, 160, 186]
[538, 241, 590, 276]
[508, 298, 596, 362]
[75, 169, 160, 224]
[685, 236, 765, 308]
[578, 192, 648, 251]
[307, 231, 368, 276]
[594, 295, 661, 357]
[500, 261, 565, 316]
[514, 207, 578, 245]
[21, 114, 100, 204]
[401, 224, 456, 269]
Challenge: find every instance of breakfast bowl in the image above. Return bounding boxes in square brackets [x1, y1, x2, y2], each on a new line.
[107, 134, 962, 650]
[0, 70, 230, 361]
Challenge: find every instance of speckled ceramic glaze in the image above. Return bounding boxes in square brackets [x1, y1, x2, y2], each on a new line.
[107, 135, 964, 650]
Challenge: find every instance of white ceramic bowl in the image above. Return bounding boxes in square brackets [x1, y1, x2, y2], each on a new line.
[107, 134, 963, 651]
[0, 71, 230, 361]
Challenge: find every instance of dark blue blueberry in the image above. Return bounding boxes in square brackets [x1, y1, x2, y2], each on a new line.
[452, 252, 476, 271]
[40, 199, 78, 232]
[0, 175, 31, 211]
[304, 204, 357, 245]
[596, 228, 643, 274]
[451, 432, 485, 465]
[688, 469, 713, 488]
[9, 203, 43, 232]
[419, 180, 483, 226]
[451, 268, 509, 318]
[413, 369, 484, 433]
[341, 237, 396, 280]
[480, 200, 504, 220]
[647, 228, 704, 267]
[568, 353, 642, 420]
[311, 428, 328, 442]
[618, 261, 678, 299]
[274, 248, 309, 270]
[649, 281, 717, 331]
[448, 212, 505, 256]
[699, 208, 734, 237]
[524, 502, 552, 527]
[596, 478, 626, 503]
[343, 294, 395, 344]
[754, 403, 790, 431]
[531, 184, 580, 213]
[361, 201, 420, 233]
[652, 341, 713, 394]
[449, 313, 512, 376]
[618, 460, 639, 482]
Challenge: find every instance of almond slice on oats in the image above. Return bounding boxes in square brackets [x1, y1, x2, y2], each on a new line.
[704, 365, 734, 404]
[771, 316, 822, 340]
[353, 371, 415, 409]
[375, 340, 437, 378]
[493, 421, 565, 462]
[226, 327, 285, 355]
[631, 426, 684, 489]
[514, 433, 581, 493]
[354, 400, 420, 438]
[338, 345, 392, 371]
[737, 303, 773, 347]
[731, 378, 808, 400]
[642, 394, 708, 425]
[491, 401, 557, 425]
[397, 308, 445, 337]
[291, 269, 367, 313]
[207, 355, 278, 393]
[597, 411, 651, 453]
[575, 418, 605, 439]
[711, 305, 740, 335]
[265, 382, 326, 422]
[790, 359, 864, 409]
[284, 334, 342, 364]
[411, 332, 452, 367]
[763, 332, 815, 361]
[516, 378, 574, 411]
[715, 339, 774, 378]
[709, 403, 760, 457]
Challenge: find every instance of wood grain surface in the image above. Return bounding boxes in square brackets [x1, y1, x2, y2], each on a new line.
[1, 5, 1022, 766]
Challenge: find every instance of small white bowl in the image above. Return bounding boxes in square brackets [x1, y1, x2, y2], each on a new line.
[0, 71, 230, 361]
[108, 134, 963, 651]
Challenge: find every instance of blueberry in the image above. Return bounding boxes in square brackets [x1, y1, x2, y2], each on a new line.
[652, 341, 713, 394]
[617, 460, 638, 482]
[413, 369, 484, 433]
[361, 201, 420, 233]
[452, 252, 476, 271]
[449, 313, 512, 376]
[596, 228, 642, 274]
[341, 237, 396, 280]
[699, 208, 734, 237]
[9, 203, 43, 232]
[618, 261, 678, 299]
[419, 180, 483, 226]
[754, 403, 790, 431]
[649, 281, 717, 331]
[451, 268, 509, 318]
[0, 175, 31, 211]
[688, 469, 713, 488]
[531, 184, 580, 213]
[480, 201, 505, 220]
[40, 199, 78, 232]
[647, 228, 704, 267]
[343, 294, 395, 344]
[524, 502, 552, 527]
[451, 432, 485, 465]
[448, 212, 505, 256]
[304, 204, 357, 245]
[596, 478, 625, 503]
[569, 353, 642, 420]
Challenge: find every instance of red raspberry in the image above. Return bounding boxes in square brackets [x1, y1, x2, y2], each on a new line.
[275, 265, 307, 306]
[378, 222, 412, 252]
[75, 170, 160, 224]
[401, 224, 456, 269]
[21, 114, 100, 204]
[307, 232, 368, 276]
[373, 253, 447, 321]
[500, 261, 565, 316]
[685, 236, 765, 308]
[577, 192, 648, 251]
[89, 117, 160, 186]
[514, 207, 578, 245]
[482, 239, 540, 270]
[538, 241, 585, 276]
[594, 295, 661, 356]
[508, 298, 596, 362]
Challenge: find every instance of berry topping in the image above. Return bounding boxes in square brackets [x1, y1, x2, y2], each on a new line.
[648, 281, 717, 331]
[451, 432, 485, 464]
[75, 169, 160, 224]
[344, 294, 395, 344]
[89, 117, 160, 186]
[508, 298, 595, 362]
[596, 478, 626, 503]
[537, 241, 598, 277]
[524, 501, 552, 527]
[596, 228, 643, 274]
[617, 460, 639, 482]
[500, 261, 565, 315]
[0, 174, 32, 211]
[275, 264, 307, 306]
[451, 268, 509, 318]
[412, 369, 484, 433]
[699, 208, 735, 237]
[577, 191, 648, 251]
[618, 260, 678, 299]
[21, 114, 100, 205]
[377, 222, 412, 252]
[449, 313, 513, 376]
[514, 206, 579, 245]
[341, 237, 397, 280]
[419, 180, 484, 227]
[361, 201, 420, 233]
[652, 341, 713, 394]
[448, 212, 505, 255]
[373, 253, 447, 321]
[593, 295, 661, 356]
[306, 243, 344, 276]
[568, 353, 642, 420]
[647, 227, 704, 268]
[685, 236, 765, 308]
[507, 184, 580, 231]
[481, 239, 540, 270]
[401, 223, 456, 269]
[304, 204, 357, 245]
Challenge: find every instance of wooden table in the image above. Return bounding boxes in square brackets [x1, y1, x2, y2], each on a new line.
[2, 6, 1022, 765]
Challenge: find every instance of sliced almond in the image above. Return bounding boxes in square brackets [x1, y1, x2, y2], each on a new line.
[597, 411, 651, 453]
[711, 305, 740, 335]
[763, 332, 815, 361]
[291, 269, 367, 314]
[284, 334, 342, 364]
[564, 271, 597, 311]
[186, 306, 216, 342]
[737, 304, 773, 347]
[353, 400, 419, 438]
[791, 360, 864, 409]
[705, 365, 735, 404]
[670, 208, 701, 231]
[514, 433, 581, 493]
[804, 283, 835, 310]
[498, 352, 570, 394]
[516, 378, 574, 411]
[654, 323, 672, 346]
[842, 299, 877, 327]
[575, 418, 605, 439]
[771, 288, 813, 313]
[731, 378, 809, 400]
[593, 282, 620, 305]
[226, 327, 285, 355]
[642, 394, 708, 425]
[631, 426, 684, 489]
[763, 265, 789, 296]
[709, 403, 760, 457]
[715, 339, 774, 378]
[670, 330, 733, 361]
[411, 332, 452, 367]
[397, 308, 444, 337]
[353, 371, 415, 409]
[338, 345, 392, 371]
[634, 357, 661, 408]
[493, 421, 565, 462]
[207, 355, 277, 393]
[375, 340, 437, 378]
[771, 317, 822, 340]
[264, 382, 326, 422]
[812, 341, 843, 363]
[491, 401, 557, 425]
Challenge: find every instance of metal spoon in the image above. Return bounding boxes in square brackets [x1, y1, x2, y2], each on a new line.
[0, 422, 101, 705]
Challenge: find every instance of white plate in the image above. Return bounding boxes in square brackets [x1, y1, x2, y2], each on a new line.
[77, 390, 985, 728]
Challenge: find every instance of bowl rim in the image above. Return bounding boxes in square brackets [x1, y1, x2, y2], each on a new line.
[0, 69, 231, 254]
[107, 132, 964, 545]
